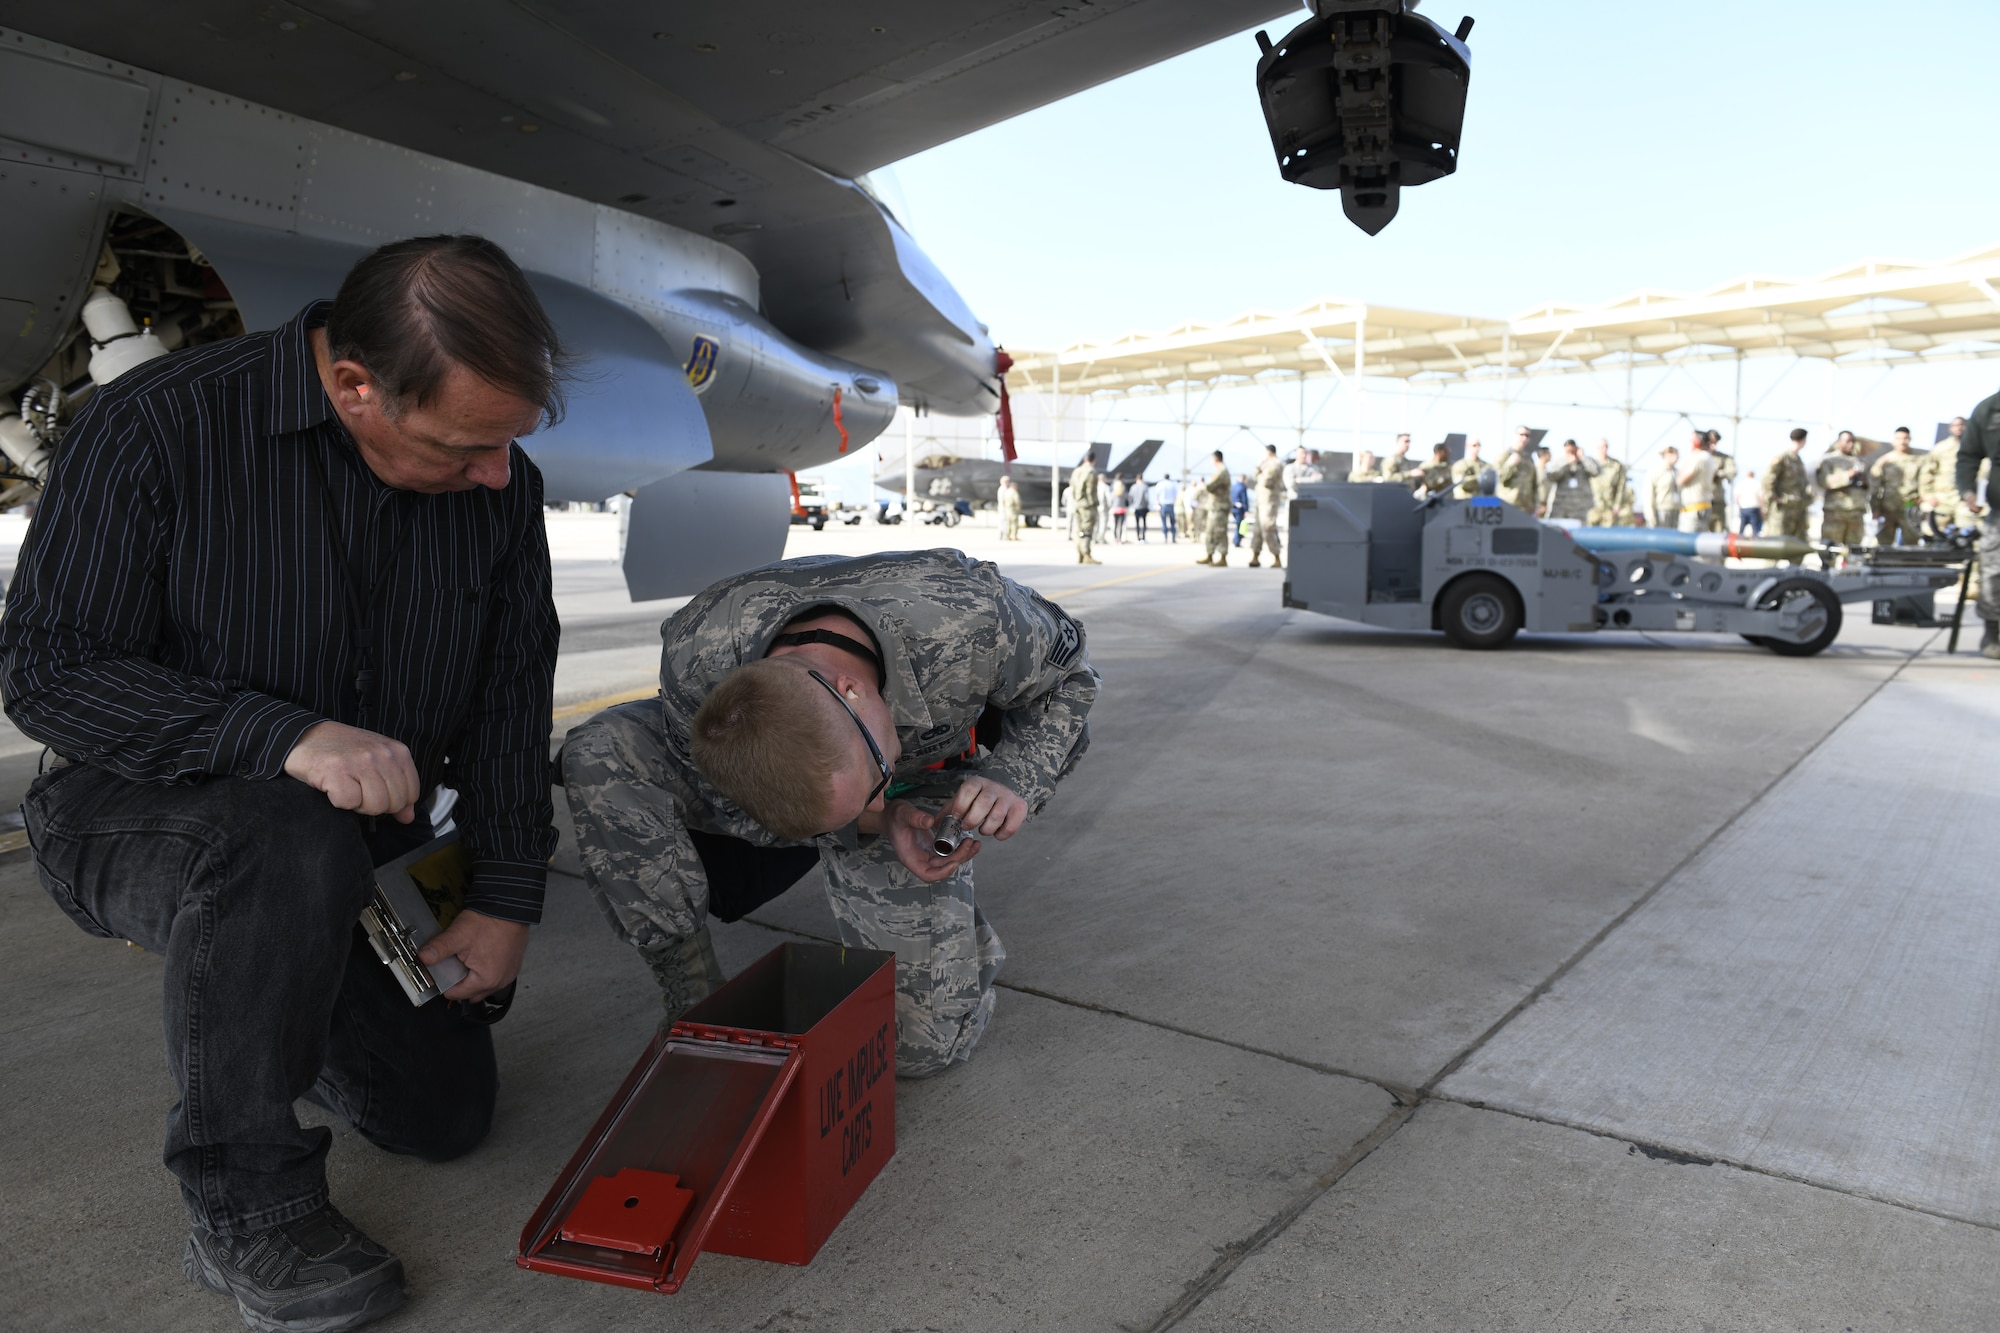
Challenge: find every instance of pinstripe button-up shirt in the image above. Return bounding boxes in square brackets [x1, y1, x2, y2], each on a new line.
[0, 302, 559, 923]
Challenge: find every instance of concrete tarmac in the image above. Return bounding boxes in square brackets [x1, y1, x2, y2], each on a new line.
[4, 510, 1997, 1330]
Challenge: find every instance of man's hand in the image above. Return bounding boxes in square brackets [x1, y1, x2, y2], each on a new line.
[877, 799, 980, 883]
[283, 720, 420, 822]
[1964, 489, 1986, 517]
[945, 774, 1029, 842]
[420, 910, 529, 1002]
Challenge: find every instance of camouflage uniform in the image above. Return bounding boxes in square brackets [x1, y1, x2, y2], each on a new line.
[1378, 451, 1420, 491]
[1763, 449, 1812, 540]
[1450, 455, 1488, 496]
[1585, 457, 1633, 525]
[1495, 448, 1541, 514]
[997, 482, 1022, 540]
[1247, 455, 1286, 567]
[1917, 435, 1979, 535]
[1647, 466, 1681, 530]
[1815, 451, 1870, 547]
[1707, 451, 1737, 534]
[1545, 456, 1599, 522]
[1869, 448, 1923, 547]
[1069, 461, 1100, 563]
[563, 551, 1097, 1077]
[1414, 459, 1454, 495]
[1957, 393, 2000, 631]
[1199, 462, 1231, 564]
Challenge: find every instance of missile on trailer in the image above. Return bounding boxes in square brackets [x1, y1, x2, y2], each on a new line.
[1566, 527, 1815, 563]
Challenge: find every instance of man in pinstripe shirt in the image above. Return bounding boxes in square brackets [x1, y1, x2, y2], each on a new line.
[3, 236, 562, 1332]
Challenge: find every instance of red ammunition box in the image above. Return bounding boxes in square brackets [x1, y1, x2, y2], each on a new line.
[518, 943, 897, 1293]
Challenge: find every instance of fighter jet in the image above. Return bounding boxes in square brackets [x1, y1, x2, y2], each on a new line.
[0, 1, 1303, 599]
[879, 440, 1165, 522]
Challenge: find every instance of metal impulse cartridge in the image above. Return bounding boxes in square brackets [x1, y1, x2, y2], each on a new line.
[930, 814, 967, 857]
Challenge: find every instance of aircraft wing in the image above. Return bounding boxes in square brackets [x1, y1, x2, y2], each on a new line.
[0, 0, 1292, 414]
[3, 1, 1295, 271]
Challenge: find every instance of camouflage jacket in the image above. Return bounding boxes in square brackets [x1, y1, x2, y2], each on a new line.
[1202, 463, 1231, 506]
[1709, 450, 1736, 506]
[1496, 448, 1540, 511]
[1252, 456, 1287, 501]
[1545, 458, 1598, 518]
[1588, 457, 1631, 510]
[654, 550, 1098, 855]
[1764, 450, 1810, 506]
[1870, 450, 1922, 507]
[1647, 469, 1680, 524]
[1816, 453, 1870, 511]
[1070, 463, 1100, 514]
[1450, 456, 1487, 495]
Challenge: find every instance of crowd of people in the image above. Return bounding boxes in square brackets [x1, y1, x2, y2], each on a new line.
[1034, 417, 1989, 575]
[1289, 421, 1983, 547]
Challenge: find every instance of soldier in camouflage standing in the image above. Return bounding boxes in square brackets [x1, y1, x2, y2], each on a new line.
[1870, 427, 1923, 548]
[1379, 434, 1420, 489]
[1646, 446, 1682, 529]
[1069, 450, 1102, 565]
[1764, 429, 1812, 541]
[1705, 430, 1737, 534]
[562, 551, 1097, 1075]
[1415, 442, 1455, 495]
[1496, 426, 1542, 515]
[1196, 449, 1232, 566]
[1956, 391, 2000, 657]
[1451, 438, 1489, 495]
[1247, 443, 1286, 569]
[1919, 416, 1977, 535]
[1815, 431, 1870, 549]
[997, 474, 1022, 540]
[1545, 438, 1599, 522]
[1586, 439, 1633, 525]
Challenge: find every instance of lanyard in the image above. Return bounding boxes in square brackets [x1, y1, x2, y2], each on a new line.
[307, 441, 415, 732]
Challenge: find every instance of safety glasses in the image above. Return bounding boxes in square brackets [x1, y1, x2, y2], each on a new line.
[807, 669, 892, 810]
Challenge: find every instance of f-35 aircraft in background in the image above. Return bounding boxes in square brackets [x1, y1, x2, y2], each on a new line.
[880, 440, 1165, 523]
[0, 1, 1307, 599]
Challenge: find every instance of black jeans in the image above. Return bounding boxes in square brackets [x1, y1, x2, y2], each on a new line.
[23, 765, 496, 1234]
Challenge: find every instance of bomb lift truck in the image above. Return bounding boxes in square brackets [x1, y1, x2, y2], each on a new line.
[1281, 482, 1964, 656]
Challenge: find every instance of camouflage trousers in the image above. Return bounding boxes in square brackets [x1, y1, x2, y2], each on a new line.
[1875, 505, 1920, 547]
[563, 699, 1004, 1078]
[1767, 502, 1809, 540]
[1820, 509, 1866, 547]
[1979, 517, 2000, 623]
[1203, 506, 1230, 562]
[1074, 508, 1097, 560]
[1247, 499, 1283, 564]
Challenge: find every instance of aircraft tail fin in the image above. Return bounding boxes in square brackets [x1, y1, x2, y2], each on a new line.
[1107, 439, 1165, 478]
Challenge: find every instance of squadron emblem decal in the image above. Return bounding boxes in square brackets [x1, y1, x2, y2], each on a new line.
[684, 335, 719, 393]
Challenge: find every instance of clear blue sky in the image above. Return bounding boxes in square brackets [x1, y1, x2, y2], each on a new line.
[884, 0, 2000, 344]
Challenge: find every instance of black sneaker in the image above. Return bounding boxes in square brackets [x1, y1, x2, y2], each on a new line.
[184, 1204, 406, 1333]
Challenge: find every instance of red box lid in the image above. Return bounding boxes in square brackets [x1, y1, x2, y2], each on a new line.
[518, 1035, 800, 1293]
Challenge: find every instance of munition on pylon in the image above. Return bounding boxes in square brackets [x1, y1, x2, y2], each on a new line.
[1568, 527, 1815, 563]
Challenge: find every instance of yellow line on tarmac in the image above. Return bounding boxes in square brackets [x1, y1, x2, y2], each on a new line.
[552, 684, 657, 723]
[1040, 562, 1201, 599]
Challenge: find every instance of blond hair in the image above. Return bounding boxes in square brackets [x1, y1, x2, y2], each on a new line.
[692, 658, 851, 839]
